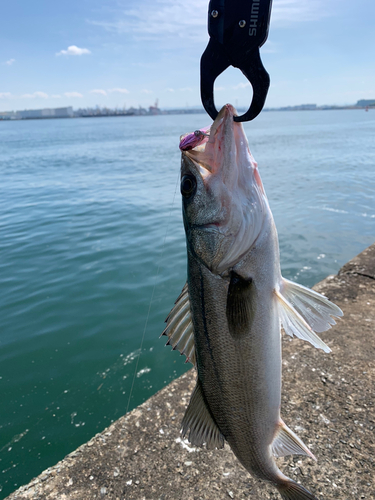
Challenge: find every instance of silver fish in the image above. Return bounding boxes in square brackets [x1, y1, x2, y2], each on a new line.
[163, 104, 342, 500]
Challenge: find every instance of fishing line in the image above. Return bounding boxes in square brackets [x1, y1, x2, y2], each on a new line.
[125, 171, 181, 415]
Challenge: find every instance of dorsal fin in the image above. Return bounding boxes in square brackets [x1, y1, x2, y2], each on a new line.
[161, 283, 196, 366]
[181, 379, 224, 450]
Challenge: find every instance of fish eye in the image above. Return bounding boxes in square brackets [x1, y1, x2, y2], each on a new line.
[181, 174, 197, 198]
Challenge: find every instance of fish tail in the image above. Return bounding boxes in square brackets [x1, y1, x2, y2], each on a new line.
[277, 479, 319, 500]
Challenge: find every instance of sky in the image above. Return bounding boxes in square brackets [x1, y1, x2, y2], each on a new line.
[1, 0, 374, 112]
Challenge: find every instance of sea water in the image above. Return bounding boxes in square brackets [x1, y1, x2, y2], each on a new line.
[0, 110, 374, 498]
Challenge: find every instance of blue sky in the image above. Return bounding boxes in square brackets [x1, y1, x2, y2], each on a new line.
[1, 0, 374, 111]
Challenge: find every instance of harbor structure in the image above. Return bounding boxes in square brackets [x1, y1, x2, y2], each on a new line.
[0, 107, 73, 120]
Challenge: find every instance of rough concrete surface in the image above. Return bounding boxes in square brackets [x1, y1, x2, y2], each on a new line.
[6, 245, 375, 500]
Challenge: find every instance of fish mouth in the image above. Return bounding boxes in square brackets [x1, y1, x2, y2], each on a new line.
[209, 103, 237, 135]
[183, 104, 238, 179]
[182, 104, 267, 273]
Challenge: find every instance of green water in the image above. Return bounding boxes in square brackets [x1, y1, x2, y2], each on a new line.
[0, 110, 374, 498]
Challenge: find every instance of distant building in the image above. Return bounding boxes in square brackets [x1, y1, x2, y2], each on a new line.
[297, 104, 317, 110]
[279, 104, 317, 111]
[17, 107, 74, 119]
[149, 99, 161, 115]
[0, 111, 17, 120]
[356, 99, 375, 107]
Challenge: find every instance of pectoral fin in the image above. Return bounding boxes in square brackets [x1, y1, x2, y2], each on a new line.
[272, 420, 316, 461]
[226, 272, 255, 337]
[181, 379, 224, 450]
[275, 278, 342, 352]
[161, 283, 196, 366]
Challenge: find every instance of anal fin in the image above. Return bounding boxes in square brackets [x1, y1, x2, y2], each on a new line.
[272, 421, 316, 461]
[181, 379, 224, 450]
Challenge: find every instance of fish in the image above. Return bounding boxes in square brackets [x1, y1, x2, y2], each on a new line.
[162, 104, 343, 500]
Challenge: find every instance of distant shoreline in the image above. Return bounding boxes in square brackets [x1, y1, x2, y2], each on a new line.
[0, 104, 373, 122]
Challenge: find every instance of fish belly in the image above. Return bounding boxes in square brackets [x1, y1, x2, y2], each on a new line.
[188, 251, 282, 481]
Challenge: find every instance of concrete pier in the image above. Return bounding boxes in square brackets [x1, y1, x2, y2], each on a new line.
[6, 245, 375, 500]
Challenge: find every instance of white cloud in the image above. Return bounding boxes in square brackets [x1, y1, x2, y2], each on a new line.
[5, 59, 15, 66]
[0, 92, 11, 98]
[141, 89, 153, 94]
[64, 92, 84, 98]
[89, 0, 332, 45]
[88, 0, 207, 43]
[90, 89, 107, 96]
[34, 91, 49, 98]
[179, 87, 194, 92]
[166, 88, 175, 92]
[21, 91, 49, 99]
[108, 88, 130, 94]
[233, 82, 250, 90]
[56, 45, 91, 56]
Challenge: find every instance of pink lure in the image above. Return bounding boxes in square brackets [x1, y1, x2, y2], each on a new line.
[179, 128, 210, 151]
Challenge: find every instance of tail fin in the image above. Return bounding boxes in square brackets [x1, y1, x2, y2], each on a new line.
[277, 480, 319, 500]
